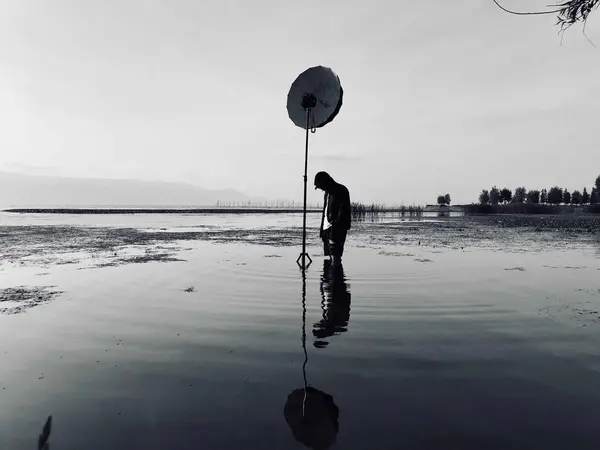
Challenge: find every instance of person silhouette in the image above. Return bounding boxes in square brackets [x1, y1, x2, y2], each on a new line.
[314, 171, 351, 265]
[313, 259, 351, 348]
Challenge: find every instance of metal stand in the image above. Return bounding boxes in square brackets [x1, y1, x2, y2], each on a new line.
[296, 93, 317, 270]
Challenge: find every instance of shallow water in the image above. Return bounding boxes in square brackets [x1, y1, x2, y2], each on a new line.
[1, 213, 600, 449]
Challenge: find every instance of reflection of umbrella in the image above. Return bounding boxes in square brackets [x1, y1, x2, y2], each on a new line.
[284, 387, 339, 450]
[287, 66, 343, 269]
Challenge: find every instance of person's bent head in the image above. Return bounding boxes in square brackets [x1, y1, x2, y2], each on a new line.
[314, 171, 335, 192]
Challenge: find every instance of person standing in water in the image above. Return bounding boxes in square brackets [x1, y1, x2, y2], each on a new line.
[314, 171, 351, 263]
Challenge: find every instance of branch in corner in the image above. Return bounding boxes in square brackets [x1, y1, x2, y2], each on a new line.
[492, 0, 600, 29]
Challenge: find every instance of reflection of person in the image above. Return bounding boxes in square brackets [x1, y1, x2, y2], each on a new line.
[313, 259, 351, 348]
[284, 387, 339, 450]
[284, 265, 341, 450]
[314, 171, 351, 264]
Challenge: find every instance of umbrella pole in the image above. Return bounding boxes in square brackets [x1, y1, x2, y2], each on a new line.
[296, 107, 313, 269]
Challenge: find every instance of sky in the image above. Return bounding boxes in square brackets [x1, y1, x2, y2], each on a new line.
[0, 0, 599, 205]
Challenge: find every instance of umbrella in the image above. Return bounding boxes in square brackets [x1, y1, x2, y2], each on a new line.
[287, 66, 343, 130]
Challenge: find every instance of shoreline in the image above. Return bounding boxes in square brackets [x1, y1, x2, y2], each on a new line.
[4, 208, 600, 217]
[2, 208, 324, 215]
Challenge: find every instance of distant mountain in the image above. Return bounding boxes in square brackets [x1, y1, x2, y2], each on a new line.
[0, 171, 264, 208]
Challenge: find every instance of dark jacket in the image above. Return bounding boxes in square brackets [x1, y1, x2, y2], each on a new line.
[326, 182, 351, 231]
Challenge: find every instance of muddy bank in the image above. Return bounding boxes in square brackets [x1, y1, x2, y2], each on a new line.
[79, 253, 186, 269]
[0, 226, 189, 268]
[474, 215, 600, 232]
[0, 286, 62, 315]
[1, 215, 599, 270]
[0, 225, 308, 269]
[366, 216, 600, 251]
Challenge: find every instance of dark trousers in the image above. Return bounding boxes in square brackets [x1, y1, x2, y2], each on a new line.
[322, 226, 347, 258]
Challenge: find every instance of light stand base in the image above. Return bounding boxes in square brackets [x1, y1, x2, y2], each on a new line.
[296, 252, 313, 269]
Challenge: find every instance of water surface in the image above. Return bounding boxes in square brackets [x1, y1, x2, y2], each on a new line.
[1, 213, 599, 449]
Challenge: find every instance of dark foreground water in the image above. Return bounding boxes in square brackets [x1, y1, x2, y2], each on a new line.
[1, 213, 600, 449]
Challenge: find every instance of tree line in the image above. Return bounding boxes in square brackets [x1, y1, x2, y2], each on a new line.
[477, 175, 600, 206]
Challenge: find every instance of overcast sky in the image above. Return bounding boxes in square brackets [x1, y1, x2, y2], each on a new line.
[1, 0, 599, 205]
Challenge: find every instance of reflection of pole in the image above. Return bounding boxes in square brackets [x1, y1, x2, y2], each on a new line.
[301, 267, 308, 417]
[320, 266, 327, 319]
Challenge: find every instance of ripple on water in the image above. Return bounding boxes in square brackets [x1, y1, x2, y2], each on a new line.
[209, 258, 304, 284]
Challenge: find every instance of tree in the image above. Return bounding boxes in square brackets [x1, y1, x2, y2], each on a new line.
[591, 187, 599, 205]
[596, 175, 600, 194]
[492, 0, 600, 30]
[437, 194, 451, 206]
[582, 187, 590, 204]
[479, 189, 490, 205]
[500, 188, 512, 204]
[563, 189, 571, 205]
[527, 190, 540, 204]
[571, 190, 582, 205]
[490, 186, 501, 205]
[548, 186, 563, 205]
[540, 189, 548, 204]
[513, 186, 527, 203]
